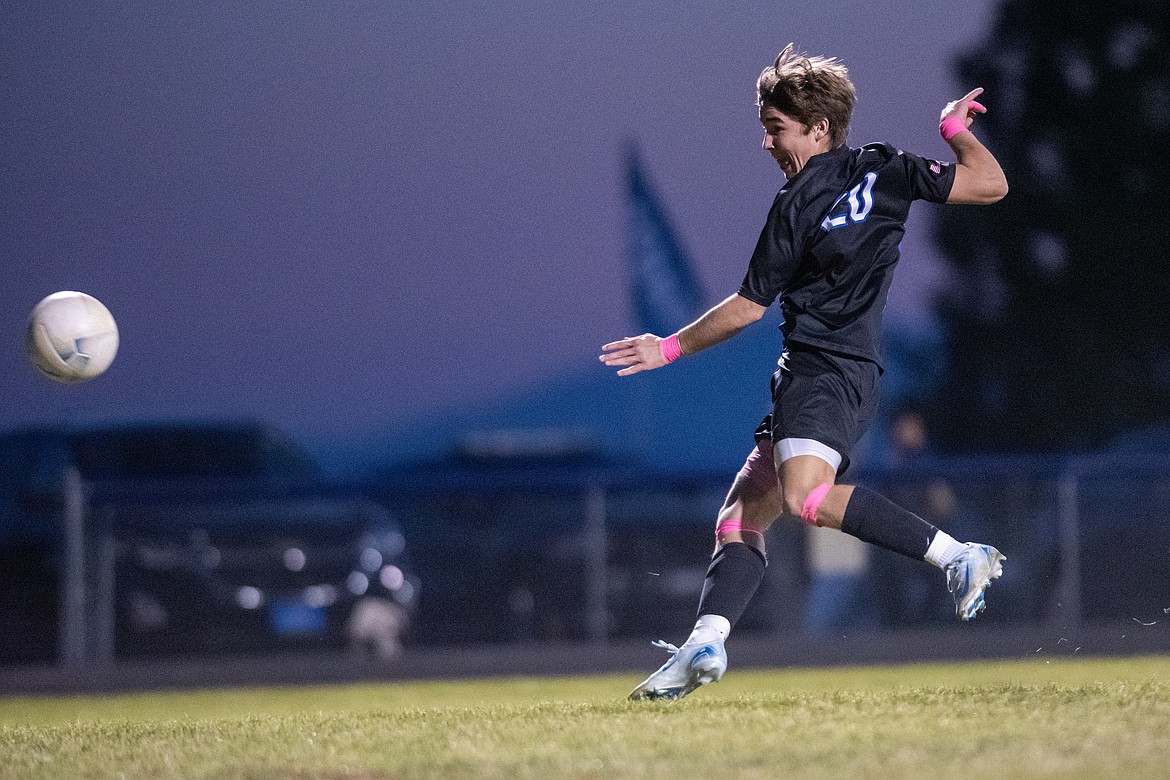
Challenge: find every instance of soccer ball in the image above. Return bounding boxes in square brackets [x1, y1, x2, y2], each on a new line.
[26, 291, 120, 383]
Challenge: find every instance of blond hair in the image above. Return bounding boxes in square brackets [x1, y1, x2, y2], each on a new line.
[757, 44, 856, 148]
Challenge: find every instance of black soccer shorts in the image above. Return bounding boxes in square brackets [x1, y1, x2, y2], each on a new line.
[754, 343, 881, 476]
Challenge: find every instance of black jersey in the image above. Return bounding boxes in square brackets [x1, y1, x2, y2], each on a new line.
[738, 142, 955, 366]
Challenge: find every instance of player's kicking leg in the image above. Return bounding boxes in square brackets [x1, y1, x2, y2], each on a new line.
[784, 455, 1005, 621]
[629, 442, 779, 701]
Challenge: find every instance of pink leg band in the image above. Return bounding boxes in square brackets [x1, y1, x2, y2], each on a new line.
[800, 483, 833, 526]
[715, 518, 764, 539]
[715, 518, 742, 537]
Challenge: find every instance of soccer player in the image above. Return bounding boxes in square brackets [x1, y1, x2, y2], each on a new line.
[600, 45, 1009, 701]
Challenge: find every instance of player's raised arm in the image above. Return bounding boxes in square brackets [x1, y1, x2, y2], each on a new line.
[599, 293, 766, 377]
[941, 88, 1009, 205]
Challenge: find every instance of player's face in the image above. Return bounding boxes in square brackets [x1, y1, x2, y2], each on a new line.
[760, 106, 824, 177]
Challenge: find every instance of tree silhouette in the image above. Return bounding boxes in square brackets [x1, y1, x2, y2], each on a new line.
[929, 0, 1170, 452]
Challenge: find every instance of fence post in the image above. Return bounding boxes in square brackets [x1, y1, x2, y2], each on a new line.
[584, 484, 608, 643]
[1053, 466, 1082, 630]
[94, 527, 118, 665]
[59, 466, 87, 667]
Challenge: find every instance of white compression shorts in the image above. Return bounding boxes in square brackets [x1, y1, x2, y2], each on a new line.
[774, 437, 842, 473]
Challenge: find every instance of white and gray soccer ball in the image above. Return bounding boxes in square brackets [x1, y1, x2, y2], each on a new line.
[26, 291, 119, 383]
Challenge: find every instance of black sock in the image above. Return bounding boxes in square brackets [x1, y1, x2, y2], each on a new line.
[696, 542, 767, 627]
[841, 486, 937, 561]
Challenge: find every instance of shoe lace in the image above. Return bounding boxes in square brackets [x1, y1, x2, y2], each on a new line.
[651, 639, 680, 655]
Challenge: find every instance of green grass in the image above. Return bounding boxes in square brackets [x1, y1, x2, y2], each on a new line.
[1, 656, 1168, 779]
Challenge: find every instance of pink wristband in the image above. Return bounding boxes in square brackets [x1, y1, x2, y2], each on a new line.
[939, 116, 969, 142]
[659, 333, 683, 364]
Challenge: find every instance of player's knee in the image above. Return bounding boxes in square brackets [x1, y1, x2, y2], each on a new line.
[783, 483, 833, 526]
[781, 487, 808, 521]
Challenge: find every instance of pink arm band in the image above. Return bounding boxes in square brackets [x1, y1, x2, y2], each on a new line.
[659, 333, 684, 364]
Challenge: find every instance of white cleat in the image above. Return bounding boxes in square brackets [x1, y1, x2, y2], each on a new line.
[945, 543, 1006, 621]
[628, 639, 728, 701]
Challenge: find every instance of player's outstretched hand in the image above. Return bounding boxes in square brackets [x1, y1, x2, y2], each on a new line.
[940, 87, 987, 130]
[599, 334, 667, 376]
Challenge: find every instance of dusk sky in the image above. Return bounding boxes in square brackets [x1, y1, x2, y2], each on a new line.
[1, 1, 996, 459]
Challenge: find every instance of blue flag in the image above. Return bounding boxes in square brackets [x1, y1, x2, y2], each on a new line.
[626, 143, 706, 335]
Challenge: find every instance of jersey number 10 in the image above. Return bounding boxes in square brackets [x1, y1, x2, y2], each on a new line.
[821, 172, 877, 231]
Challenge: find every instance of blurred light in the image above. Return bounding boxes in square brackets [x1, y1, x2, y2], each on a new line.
[128, 592, 168, 630]
[1142, 83, 1170, 131]
[347, 571, 369, 596]
[382, 531, 405, 557]
[1027, 141, 1066, 183]
[360, 547, 383, 572]
[1030, 231, 1066, 274]
[379, 564, 404, 590]
[284, 547, 306, 572]
[394, 580, 415, 604]
[202, 546, 221, 569]
[304, 584, 338, 608]
[1060, 45, 1095, 97]
[237, 586, 263, 609]
[1109, 22, 1153, 72]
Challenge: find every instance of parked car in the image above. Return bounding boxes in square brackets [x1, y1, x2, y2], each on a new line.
[113, 497, 416, 659]
[0, 421, 417, 664]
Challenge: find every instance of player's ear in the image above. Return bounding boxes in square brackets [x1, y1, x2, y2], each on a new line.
[814, 118, 830, 143]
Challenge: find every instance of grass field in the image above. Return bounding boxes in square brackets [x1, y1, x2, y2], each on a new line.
[1, 655, 1168, 779]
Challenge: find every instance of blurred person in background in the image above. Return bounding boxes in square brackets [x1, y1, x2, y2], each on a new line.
[872, 409, 960, 627]
[601, 43, 1008, 701]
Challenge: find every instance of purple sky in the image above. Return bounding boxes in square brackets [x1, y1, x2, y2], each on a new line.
[1, 1, 996, 448]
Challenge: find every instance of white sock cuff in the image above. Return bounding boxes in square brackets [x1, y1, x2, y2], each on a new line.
[924, 531, 966, 569]
[693, 614, 731, 641]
